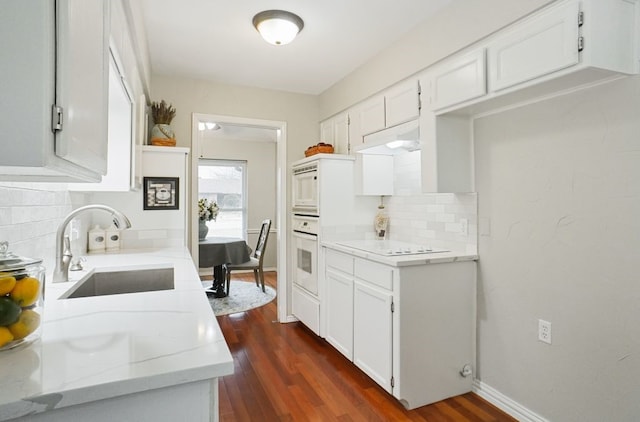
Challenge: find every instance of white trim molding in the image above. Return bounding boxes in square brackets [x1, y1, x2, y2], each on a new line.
[473, 379, 549, 422]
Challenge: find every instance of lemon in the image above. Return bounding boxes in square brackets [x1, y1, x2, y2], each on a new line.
[0, 297, 21, 326]
[9, 276, 40, 307]
[0, 273, 16, 296]
[8, 309, 40, 340]
[0, 326, 14, 348]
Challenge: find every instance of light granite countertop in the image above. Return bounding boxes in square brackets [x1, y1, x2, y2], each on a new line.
[321, 241, 478, 266]
[0, 247, 233, 421]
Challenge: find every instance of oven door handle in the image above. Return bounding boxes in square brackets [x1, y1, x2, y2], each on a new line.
[292, 230, 318, 241]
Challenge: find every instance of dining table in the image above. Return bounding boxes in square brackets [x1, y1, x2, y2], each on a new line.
[199, 236, 252, 298]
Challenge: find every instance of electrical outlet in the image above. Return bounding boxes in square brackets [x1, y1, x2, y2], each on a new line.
[460, 218, 469, 235]
[538, 319, 552, 344]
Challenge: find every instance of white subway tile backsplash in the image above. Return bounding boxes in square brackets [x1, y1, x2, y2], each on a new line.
[0, 183, 86, 271]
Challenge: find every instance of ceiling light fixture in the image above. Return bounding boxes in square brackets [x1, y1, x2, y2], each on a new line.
[252, 10, 304, 46]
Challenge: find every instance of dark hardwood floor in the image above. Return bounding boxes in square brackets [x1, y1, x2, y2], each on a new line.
[212, 271, 515, 422]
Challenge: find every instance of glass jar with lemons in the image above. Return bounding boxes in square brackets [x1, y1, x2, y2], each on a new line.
[0, 242, 45, 351]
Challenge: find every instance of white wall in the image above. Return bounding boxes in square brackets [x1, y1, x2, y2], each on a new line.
[198, 134, 278, 269]
[474, 75, 640, 421]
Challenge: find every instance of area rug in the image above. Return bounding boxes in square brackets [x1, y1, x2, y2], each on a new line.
[205, 280, 276, 316]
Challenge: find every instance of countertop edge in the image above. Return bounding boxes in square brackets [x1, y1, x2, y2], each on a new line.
[321, 241, 478, 266]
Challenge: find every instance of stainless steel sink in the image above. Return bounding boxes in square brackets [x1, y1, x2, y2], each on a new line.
[60, 266, 174, 299]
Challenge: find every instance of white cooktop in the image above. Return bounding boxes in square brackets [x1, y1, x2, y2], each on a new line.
[335, 240, 449, 256]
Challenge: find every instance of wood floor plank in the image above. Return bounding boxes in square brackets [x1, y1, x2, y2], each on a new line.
[212, 272, 517, 422]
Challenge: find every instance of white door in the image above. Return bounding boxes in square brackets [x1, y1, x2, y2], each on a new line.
[333, 112, 350, 155]
[325, 269, 354, 360]
[488, 0, 580, 92]
[358, 95, 386, 137]
[353, 279, 393, 393]
[55, 0, 109, 174]
[429, 49, 487, 111]
[320, 119, 334, 145]
[384, 79, 420, 127]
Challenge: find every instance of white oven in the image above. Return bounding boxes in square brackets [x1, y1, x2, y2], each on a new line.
[292, 162, 318, 215]
[292, 215, 318, 294]
[291, 214, 320, 334]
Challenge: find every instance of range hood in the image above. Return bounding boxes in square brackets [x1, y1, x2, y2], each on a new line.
[355, 119, 420, 155]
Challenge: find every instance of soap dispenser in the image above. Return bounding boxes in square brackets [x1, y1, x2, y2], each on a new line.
[88, 225, 106, 252]
[106, 224, 121, 251]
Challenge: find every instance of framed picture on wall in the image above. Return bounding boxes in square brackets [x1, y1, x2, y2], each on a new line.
[143, 177, 179, 210]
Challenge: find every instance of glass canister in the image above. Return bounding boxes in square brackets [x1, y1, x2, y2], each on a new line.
[0, 241, 45, 351]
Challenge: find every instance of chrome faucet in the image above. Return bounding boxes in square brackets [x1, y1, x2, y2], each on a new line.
[53, 204, 131, 283]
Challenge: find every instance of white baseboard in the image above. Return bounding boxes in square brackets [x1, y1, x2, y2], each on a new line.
[473, 379, 549, 422]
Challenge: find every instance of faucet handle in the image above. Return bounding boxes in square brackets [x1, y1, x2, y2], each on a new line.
[63, 236, 72, 257]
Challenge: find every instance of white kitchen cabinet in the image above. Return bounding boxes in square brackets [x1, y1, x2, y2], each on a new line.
[325, 261, 355, 359]
[0, 0, 109, 182]
[358, 95, 386, 137]
[320, 119, 333, 146]
[384, 79, 421, 127]
[320, 112, 350, 154]
[70, 50, 134, 191]
[488, 0, 580, 92]
[322, 246, 476, 409]
[353, 278, 393, 393]
[428, 49, 487, 111]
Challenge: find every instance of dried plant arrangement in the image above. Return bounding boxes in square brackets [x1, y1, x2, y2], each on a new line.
[150, 100, 176, 124]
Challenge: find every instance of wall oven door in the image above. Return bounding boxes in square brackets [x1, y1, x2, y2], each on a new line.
[292, 163, 318, 215]
[292, 230, 318, 295]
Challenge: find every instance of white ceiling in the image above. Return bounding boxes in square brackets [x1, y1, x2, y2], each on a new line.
[138, 0, 453, 95]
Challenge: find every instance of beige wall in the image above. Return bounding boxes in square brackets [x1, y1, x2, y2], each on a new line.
[318, 0, 553, 119]
[199, 136, 277, 268]
[150, 74, 318, 161]
[474, 75, 640, 421]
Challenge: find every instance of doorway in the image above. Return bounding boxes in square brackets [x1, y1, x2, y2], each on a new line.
[191, 113, 289, 323]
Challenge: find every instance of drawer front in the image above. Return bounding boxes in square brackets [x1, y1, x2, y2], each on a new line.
[354, 258, 393, 291]
[326, 249, 354, 275]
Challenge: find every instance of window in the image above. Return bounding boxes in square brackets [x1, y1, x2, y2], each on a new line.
[198, 160, 247, 239]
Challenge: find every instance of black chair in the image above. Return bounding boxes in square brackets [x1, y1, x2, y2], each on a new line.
[224, 219, 271, 294]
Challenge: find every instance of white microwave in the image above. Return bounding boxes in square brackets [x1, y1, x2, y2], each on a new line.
[292, 162, 318, 215]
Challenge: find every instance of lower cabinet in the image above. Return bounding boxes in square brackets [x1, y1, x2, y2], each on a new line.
[325, 269, 354, 359]
[322, 247, 476, 410]
[353, 279, 393, 393]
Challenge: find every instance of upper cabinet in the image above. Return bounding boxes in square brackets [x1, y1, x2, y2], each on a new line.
[488, 0, 580, 92]
[0, 0, 109, 182]
[357, 95, 386, 138]
[70, 0, 147, 192]
[431, 0, 639, 115]
[350, 78, 421, 146]
[427, 49, 487, 111]
[320, 112, 350, 154]
[70, 50, 134, 192]
[384, 79, 421, 127]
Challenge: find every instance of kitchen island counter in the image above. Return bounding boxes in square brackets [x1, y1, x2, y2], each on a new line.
[0, 247, 232, 421]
